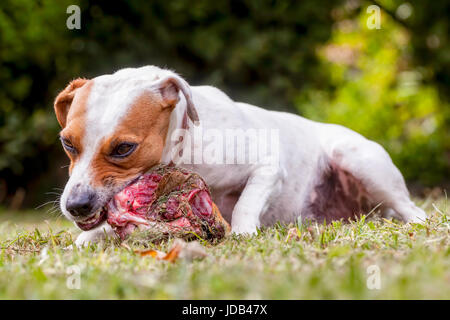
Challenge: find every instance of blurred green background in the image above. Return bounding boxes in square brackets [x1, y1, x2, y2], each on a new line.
[0, 0, 448, 209]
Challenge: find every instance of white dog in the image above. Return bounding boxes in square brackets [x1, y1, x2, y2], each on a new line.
[53, 66, 427, 246]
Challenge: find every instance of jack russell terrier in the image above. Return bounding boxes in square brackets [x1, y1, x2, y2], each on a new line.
[54, 66, 427, 246]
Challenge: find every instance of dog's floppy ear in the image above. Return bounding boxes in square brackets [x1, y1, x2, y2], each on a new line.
[54, 78, 88, 128]
[155, 75, 199, 125]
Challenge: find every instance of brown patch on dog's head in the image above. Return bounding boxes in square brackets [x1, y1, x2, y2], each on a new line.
[89, 92, 175, 188]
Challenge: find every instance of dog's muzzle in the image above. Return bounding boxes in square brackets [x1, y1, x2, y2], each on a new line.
[65, 183, 107, 230]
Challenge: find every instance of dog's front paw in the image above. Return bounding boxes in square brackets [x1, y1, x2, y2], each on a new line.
[74, 223, 116, 248]
[74, 231, 99, 248]
[231, 224, 258, 236]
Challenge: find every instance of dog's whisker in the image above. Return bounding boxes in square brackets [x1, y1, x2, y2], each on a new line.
[35, 200, 60, 210]
[45, 192, 62, 196]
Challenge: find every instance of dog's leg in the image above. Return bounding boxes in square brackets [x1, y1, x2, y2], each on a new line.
[231, 167, 282, 235]
[75, 222, 116, 247]
[329, 138, 427, 223]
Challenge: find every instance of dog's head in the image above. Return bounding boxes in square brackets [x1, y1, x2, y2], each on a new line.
[54, 66, 198, 230]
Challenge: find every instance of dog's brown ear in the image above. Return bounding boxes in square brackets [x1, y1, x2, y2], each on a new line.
[54, 78, 88, 128]
[155, 75, 199, 125]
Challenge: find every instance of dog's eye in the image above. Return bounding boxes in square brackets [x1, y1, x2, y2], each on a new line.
[111, 143, 137, 158]
[60, 137, 77, 154]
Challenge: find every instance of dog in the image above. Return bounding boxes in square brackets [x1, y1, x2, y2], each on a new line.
[54, 66, 427, 246]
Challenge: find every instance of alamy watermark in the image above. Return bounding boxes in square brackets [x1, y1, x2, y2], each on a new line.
[168, 126, 280, 174]
[366, 5, 381, 30]
[366, 264, 381, 290]
[66, 265, 81, 289]
[66, 5, 81, 30]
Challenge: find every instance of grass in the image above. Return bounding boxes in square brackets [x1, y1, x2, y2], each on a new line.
[0, 196, 448, 299]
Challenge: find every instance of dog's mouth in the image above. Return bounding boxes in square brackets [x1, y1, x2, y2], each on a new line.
[74, 176, 141, 232]
[76, 208, 108, 231]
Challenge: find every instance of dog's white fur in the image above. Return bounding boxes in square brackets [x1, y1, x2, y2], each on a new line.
[61, 66, 427, 246]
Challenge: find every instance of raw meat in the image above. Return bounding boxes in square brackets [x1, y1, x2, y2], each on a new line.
[106, 165, 230, 241]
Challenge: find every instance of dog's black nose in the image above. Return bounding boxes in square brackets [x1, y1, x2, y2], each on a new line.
[66, 189, 96, 217]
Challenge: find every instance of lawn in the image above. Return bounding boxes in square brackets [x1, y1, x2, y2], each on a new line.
[0, 196, 448, 299]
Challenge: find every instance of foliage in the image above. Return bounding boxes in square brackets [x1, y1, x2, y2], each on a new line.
[0, 0, 78, 196]
[0, 0, 448, 206]
[297, 1, 450, 184]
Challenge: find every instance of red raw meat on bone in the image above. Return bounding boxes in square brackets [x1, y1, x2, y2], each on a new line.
[106, 165, 230, 241]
